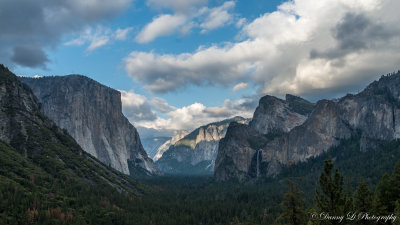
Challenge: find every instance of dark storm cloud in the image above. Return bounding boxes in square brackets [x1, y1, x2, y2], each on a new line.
[310, 12, 399, 61]
[0, 0, 132, 68]
[335, 13, 370, 51]
[11, 46, 49, 69]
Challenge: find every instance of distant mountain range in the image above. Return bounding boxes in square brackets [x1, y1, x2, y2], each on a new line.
[141, 136, 171, 159]
[153, 130, 189, 161]
[156, 116, 249, 175]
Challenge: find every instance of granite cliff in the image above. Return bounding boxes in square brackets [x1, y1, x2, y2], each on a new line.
[249, 94, 314, 134]
[215, 95, 314, 181]
[0, 64, 140, 195]
[156, 117, 249, 175]
[20, 75, 160, 177]
[215, 72, 400, 182]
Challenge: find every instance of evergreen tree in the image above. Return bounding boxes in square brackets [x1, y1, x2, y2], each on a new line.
[391, 160, 400, 203]
[279, 176, 307, 225]
[314, 158, 345, 225]
[394, 201, 400, 225]
[343, 176, 354, 214]
[353, 180, 373, 225]
[353, 180, 373, 212]
[375, 173, 393, 214]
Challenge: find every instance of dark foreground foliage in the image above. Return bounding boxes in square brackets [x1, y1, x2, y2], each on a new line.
[2, 132, 400, 224]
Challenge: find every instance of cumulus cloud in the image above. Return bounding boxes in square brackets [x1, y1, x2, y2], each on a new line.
[124, 42, 256, 93]
[125, 0, 400, 99]
[151, 97, 177, 112]
[118, 88, 257, 133]
[232, 82, 249, 92]
[136, 97, 256, 132]
[135, 14, 187, 43]
[135, 1, 237, 43]
[120, 90, 157, 122]
[199, 1, 235, 33]
[0, 0, 132, 68]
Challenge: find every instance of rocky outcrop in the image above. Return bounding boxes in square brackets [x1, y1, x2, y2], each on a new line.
[153, 130, 189, 161]
[215, 95, 314, 181]
[20, 75, 160, 176]
[156, 117, 249, 175]
[214, 122, 268, 181]
[0, 66, 46, 151]
[0, 64, 141, 195]
[249, 94, 314, 134]
[215, 72, 400, 182]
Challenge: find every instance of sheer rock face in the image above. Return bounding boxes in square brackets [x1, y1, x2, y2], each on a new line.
[0, 66, 46, 149]
[215, 95, 313, 182]
[215, 72, 400, 182]
[20, 75, 160, 176]
[156, 117, 249, 175]
[214, 123, 263, 182]
[249, 94, 313, 134]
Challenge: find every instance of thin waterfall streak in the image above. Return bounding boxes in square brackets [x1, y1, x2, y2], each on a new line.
[257, 150, 260, 177]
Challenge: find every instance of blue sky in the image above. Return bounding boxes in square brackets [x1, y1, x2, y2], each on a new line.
[14, 0, 283, 106]
[2, 0, 400, 137]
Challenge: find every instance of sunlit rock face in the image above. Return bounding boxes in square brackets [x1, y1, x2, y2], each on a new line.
[156, 117, 249, 175]
[153, 130, 189, 162]
[215, 72, 400, 182]
[20, 75, 160, 176]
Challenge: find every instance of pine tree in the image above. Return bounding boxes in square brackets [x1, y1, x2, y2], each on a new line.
[314, 158, 345, 225]
[279, 171, 306, 225]
[353, 180, 372, 212]
[394, 201, 400, 225]
[375, 173, 393, 214]
[391, 160, 400, 203]
[353, 180, 373, 225]
[343, 176, 353, 214]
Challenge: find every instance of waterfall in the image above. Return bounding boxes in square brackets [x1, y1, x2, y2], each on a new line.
[256, 150, 260, 177]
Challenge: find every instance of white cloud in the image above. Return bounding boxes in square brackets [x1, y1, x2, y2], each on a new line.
[151, 97, 177, 112]
[136, 1, 238, 43]
[65, 26, 132, 51]
[120, 90, 157, 122]
[125, 0, 400, 99]
[135, 97, 256, 132]
[135, 14, 187, 43]
[233, 82, 249, 92]
[124, 41, 257, 93]
[235, 18, 247, 28]
[115, 27, 133, 40]
[199, 1, 235, 33]
[87, 36, 110, 51]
